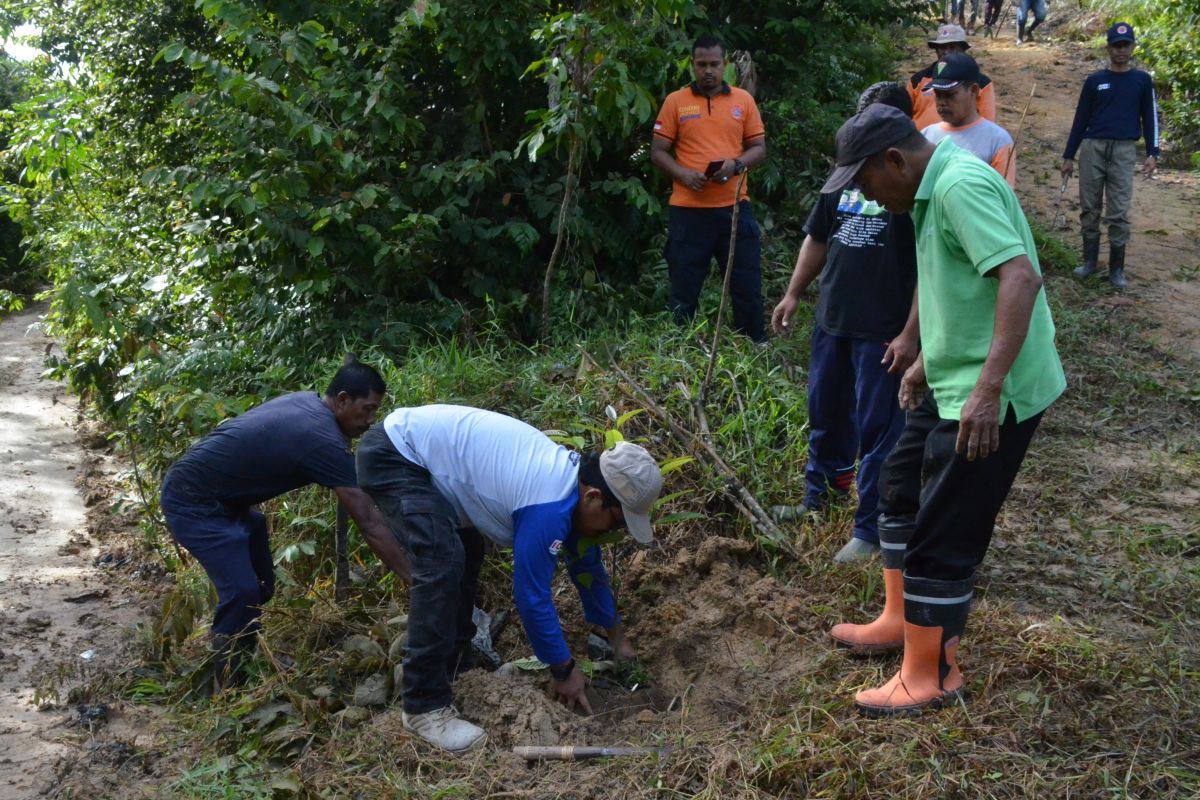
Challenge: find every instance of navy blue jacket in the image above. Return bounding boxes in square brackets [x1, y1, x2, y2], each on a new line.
[1063, 68, 1159, 160]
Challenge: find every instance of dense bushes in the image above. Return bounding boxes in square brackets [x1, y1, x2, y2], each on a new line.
[4, 0, 921, 466]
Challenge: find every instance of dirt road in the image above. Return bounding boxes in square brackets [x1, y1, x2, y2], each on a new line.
[0, 305, 142, 798]
[968, 26, 1200, 362]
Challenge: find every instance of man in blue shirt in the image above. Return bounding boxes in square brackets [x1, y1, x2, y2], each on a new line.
[356, 405, 664, 752]
[1062, 22, 1160, 288]
[161, 362, 410, 686]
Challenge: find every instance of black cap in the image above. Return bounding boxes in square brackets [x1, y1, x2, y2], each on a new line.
[1106, 21, 1135, 44]
[821, 104, 917, 194]
[929, 52, 981, 91]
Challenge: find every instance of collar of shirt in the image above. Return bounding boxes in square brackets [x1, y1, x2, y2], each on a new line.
[689, 81, 732, 97]
[913, 137, 958, 225]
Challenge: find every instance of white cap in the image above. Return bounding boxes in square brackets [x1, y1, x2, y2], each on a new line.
[599, 441, 662, 544]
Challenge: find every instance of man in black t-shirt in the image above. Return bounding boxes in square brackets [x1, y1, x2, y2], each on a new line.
[771, 82, 919, 564]
[161, 361, 412, 685]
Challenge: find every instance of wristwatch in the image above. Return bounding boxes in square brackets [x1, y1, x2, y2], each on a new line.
[550, 658, 575, 681]
[734, 158, 746, 175]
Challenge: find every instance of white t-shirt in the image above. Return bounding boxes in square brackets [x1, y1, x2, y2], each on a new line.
[381, 404, 578, 547]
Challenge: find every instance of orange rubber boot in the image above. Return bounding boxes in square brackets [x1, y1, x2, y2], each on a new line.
[854, 573, 973, 717]
[829, 568, 904, 654]
[854, 623, 965, 716]
[829, 514, 911, 655]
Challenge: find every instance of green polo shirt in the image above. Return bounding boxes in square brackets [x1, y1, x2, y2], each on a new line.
[911, 139, 1066, 423]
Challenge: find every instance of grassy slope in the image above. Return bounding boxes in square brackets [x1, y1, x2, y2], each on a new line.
[79, 21, 1200, 800]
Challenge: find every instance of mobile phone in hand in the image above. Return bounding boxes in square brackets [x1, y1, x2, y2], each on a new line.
[704, 160, 725, 178]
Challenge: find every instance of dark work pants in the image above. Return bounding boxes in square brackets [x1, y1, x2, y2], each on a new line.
[161, 488, 275, 640]
[355, 424, 484, 715]
[804, 325, 907, 544]
[665, 201, 765, 342]
[877, 392, 1043, 581]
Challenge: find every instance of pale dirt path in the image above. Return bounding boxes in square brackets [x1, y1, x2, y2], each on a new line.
[964, 26, 1200, 362]
[0, 304, 143, 798]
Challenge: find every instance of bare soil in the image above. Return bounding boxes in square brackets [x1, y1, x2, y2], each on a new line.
[0, 305, 155, 798]
[976, 18, 1200, 361]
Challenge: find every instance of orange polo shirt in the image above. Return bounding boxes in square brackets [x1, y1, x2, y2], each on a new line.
[653, 83, 765, 208]
[908, 63, 997, 130]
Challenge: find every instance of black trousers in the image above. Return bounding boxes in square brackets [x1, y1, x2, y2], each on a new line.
[356, 424, 484, 715]
[878, 392, 1043, 581]
[665, 201, 765, 342]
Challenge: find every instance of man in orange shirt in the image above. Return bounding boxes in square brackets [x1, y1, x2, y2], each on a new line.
[909, 25, 996, 130]
[651, 35, 768, 342]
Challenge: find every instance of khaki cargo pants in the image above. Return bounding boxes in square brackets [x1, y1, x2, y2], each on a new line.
[1078, 138, 1137, 247]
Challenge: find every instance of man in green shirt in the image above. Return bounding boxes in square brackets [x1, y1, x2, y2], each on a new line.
[822, 104, 1066, 716]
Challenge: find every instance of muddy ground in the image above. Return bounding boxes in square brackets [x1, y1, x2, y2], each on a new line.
[0, 305, 154, 797]
[1, 12, 1197, 800]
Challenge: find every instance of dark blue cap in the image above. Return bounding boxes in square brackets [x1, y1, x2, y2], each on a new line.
[1107, 22, 1135, 44]
[930, 52, 981, 91]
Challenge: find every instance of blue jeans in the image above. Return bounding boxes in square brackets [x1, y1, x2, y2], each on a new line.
[665, 201, 765, 342]
[161, 485, 275, 640]
[804, 325, 907, 544]
[951, 0, 980, 24]
[1019, 0, 1046, 26]
[356, 424, 484, 715]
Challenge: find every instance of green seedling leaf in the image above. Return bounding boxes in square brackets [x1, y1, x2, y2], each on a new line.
[658, 456, 694, 476]
[509, 657, 549, 672]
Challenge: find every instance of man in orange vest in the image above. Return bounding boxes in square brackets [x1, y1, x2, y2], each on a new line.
[652, 34, 768, 342]
[908, 25, 996, 130]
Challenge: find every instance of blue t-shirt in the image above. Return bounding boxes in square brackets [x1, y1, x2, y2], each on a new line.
[1063, 68, 1159, 159]
[163, 392, 358, 509]
[382, 404, 617, 665]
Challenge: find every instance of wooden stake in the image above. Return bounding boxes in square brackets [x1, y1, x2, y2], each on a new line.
[513, 745, 670, 761]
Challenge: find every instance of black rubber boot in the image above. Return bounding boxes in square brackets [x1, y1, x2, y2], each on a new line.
[1017, 20, 1026, 44]
[1108, 244, 1128, 289]
[1027, 19, 1041, 40]
[1074, 236, 1100, 278]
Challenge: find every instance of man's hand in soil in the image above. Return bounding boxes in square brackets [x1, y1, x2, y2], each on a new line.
[551, 666, 593, 715]
[898, 354, 929, 411]
[1142, 155, 1157, 178]
[956, 384, 1002, 461]
[1060, 158, 1074, 179]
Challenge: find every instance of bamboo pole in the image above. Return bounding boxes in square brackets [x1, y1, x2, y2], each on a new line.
[580, 348, 792, 554]
[1002, 83, 1036, 182]
[700, 172, 749, 404]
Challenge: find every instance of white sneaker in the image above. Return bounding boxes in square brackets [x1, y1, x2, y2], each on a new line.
[402, 705, 487, 752]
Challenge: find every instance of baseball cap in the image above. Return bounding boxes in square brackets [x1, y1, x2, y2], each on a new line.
[599, 441, 663, 544]
[928, 24, 970, 48]
[930, 52, 982, 91]
[1107, 22, 1135, 44]
[821, 104, 918, 194]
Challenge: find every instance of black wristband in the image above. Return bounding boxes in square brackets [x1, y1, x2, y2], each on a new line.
[550, 658, 575, 681]
[734, 158, 746, 174]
